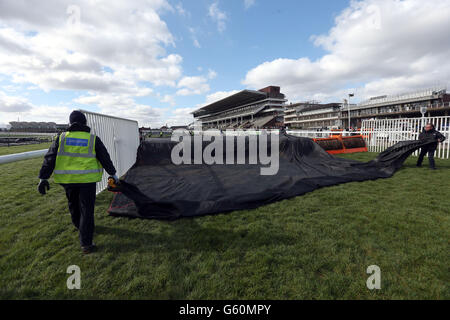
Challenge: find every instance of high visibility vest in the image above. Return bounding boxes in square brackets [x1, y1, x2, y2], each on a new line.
[54, 131, 103, 183]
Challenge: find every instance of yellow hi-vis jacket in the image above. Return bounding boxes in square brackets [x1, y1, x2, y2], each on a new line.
[54, 131, 103, 183]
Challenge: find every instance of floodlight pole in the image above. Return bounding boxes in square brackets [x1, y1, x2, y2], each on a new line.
[348, 94, 354, 130]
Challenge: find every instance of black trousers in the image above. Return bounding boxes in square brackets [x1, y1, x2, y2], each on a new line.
[417, 146, 436, 169]
[62, 183, 96, 247]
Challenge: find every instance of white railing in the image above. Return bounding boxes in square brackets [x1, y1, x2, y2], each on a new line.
[192, 129, 280, 136]
[361, 116, 450, 159]
[286, 130, 352, 138]
[81, 110, 140, 194]
[0, 149, 48, 165]
[195, 129, 349, 138]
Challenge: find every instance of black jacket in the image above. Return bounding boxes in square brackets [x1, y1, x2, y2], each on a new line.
[418, 128, 446, 150]
[38, 123, 117, 180]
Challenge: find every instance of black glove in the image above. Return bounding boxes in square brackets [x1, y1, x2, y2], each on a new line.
[110, 175, 119, 184]
[38, 179, 50, 195]
[107, 175, 121, 192]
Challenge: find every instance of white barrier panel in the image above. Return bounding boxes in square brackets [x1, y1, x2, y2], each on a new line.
[361, 116, 450, 159]
[81, 110, 140, 194]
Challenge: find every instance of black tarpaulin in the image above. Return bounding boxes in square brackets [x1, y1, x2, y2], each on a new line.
[108, 134, 435, 220]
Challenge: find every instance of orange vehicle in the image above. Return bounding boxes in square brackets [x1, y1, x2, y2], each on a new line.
[313, 134, 367, 154]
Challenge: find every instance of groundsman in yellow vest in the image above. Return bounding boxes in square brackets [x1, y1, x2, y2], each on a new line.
[38, 111, 118, 254]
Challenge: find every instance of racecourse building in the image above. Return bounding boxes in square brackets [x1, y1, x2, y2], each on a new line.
[343, 87, 450, 128]
[8, 121, 68, 133]
[285, 87, 450, 129]
[284, 102, 343, 129]
[193, 86, 287, 129]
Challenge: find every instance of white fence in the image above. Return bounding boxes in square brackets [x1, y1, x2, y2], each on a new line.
[360, 116, 450, 159]
[286, 130, 353, 138]
[81, 110, 140, 194]
[285, 117, 450, 160]
[194, 129, 280, 136]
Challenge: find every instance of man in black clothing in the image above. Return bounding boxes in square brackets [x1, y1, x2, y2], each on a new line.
[416, 123, 446, 170]
[38, 111, 118, 254]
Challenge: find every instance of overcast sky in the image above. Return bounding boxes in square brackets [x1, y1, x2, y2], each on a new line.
[0, 0, 449, 128]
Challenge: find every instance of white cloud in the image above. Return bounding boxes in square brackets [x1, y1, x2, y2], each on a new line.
[243, 0, 450, 102]
[207, 69, 218, 80]
[244, 0, 256, 10]
[27, 105, 74, 123]
[192, 38, 201, 48]
[74, 92, 165, 127]
[0, 91, 33, 112]
[2, 84, 22, 93]
[0, 0, 205, 127]
[189, 27, 201, 48]
[165, 107, 196, 126]
[208, 2, 227, 33]
[0, 89, 165, 127]
[0, 91, 73, 123]
[0, 1, 180, 92]
[160, 94, 176, 106]
[176, 80, 210, 96]
[176, 70, 217, 96]
[175, 2, 191, 18]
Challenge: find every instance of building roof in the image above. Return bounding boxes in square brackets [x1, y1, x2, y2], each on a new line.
[193, 90, 268, 116]
[288, 102, 341, 113]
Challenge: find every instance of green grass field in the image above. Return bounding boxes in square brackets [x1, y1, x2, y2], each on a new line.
[0, 151, 448, 299]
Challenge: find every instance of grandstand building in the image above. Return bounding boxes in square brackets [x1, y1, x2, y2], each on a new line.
[285, 87, 450, 129]
[343, 87, 450, 128]
[56, 123, 69, 132]
[9, 122, 68, 133]
[284, 102, 343, 129]
[192, 86, 287, 129]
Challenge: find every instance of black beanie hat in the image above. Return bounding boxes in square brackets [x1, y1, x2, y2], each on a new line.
[69, 110, 87, 125]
